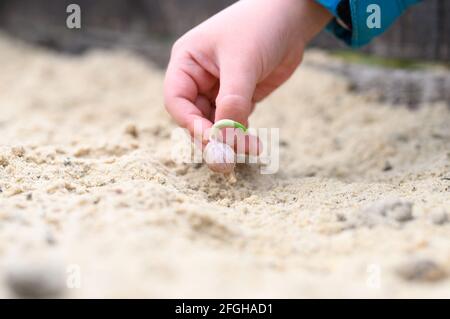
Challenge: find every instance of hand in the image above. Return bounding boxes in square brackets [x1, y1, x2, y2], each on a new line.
[164, 0, 331, 145]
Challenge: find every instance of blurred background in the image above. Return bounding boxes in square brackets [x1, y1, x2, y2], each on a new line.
[0, 0, 449, 63]
[0, 0, 449, 106]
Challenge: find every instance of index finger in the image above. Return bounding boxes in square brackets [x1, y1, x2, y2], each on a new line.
[164, 55, 215, 144]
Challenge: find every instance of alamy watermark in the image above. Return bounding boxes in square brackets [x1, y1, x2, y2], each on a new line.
[366, 263, 382, 289]
[170, 120, 280, 175]
[66, 264, 82, 289]
[66, 4, 81, 29]
[367, 4, 381, 29]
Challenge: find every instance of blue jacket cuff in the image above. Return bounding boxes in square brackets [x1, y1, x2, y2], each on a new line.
[315, 0, 422, 47]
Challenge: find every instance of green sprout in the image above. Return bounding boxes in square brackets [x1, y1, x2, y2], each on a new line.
[209, 119, 247, 141]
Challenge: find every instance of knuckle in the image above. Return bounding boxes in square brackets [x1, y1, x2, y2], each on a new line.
[217, 95, 251, 115]
[171, 38, 186, 56]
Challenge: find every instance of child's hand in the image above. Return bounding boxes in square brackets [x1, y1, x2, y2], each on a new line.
[164, 0, 331, 143]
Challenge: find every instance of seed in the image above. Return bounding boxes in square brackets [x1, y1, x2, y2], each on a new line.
[203, 140, 236, 174]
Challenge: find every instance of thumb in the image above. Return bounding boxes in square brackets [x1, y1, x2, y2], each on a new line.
[214, 61, 262, 156]
[215, 60, 257, 127]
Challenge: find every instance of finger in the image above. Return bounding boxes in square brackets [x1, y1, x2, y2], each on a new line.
[214, 59, 257, 127]
[195, 95, 214, 122]
[253, 53, 303, 102]
[234, 130, 263, 156]
[167, 96, 213, 145]
[164, 56, 216, 143]
[212, 59, 262, 154]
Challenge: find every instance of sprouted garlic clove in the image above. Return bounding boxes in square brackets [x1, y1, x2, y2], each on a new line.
[203, 140, 236, 174]
[203, 119, 247, 174]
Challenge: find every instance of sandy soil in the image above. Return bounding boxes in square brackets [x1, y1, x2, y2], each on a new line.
[0, 34, 449, 298]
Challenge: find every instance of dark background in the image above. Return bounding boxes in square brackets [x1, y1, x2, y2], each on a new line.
[0, 0, 448, 66]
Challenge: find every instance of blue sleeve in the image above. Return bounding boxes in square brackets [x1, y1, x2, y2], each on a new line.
[315, 0, 422, 47]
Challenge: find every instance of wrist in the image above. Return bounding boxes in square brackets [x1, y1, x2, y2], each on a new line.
[288, 0, 333, 46]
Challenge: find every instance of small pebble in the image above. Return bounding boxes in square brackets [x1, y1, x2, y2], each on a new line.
[357, 199, 414, 227]
[6, 262, 66, 298]
[430, 209, 448, 225]
[382, 161, 393, 171]
[11, 146, 25, 157]
[124, 124, 138, 138]
[388, 201, 414, 222]
[63, 158, 72, 166]
[45, 231, 57, 245]
[175, 165, 189, 176]
[74, 147, 90, 157]
[396, 259, 447, 282]
[0, 155, 9, 167]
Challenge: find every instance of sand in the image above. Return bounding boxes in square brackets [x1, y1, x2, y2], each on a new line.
[0, 34, 449, 298]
